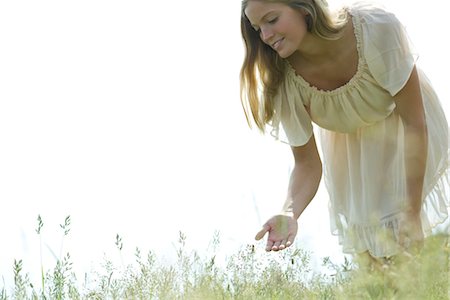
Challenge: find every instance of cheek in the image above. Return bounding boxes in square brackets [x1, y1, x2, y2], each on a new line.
[277, 18, 304, 39]
[276, 20, 290, 35]
[289, 23, 307, 42]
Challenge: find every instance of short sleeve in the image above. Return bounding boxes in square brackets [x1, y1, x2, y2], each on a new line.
[268, 76, 313, 147]
[357, 5, 418, 96]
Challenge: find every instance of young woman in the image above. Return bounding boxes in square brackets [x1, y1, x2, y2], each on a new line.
[240, 0, 449, 261]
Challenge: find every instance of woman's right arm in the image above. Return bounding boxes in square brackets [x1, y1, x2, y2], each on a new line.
[282, 133, 323, 219]
[255, 134, 323, 251]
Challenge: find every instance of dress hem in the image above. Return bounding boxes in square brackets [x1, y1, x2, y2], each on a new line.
[330, 162, 450, 258]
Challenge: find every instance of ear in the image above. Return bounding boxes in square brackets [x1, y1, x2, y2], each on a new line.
[300, 8, 309, 17]
[306, 15, 312, 31]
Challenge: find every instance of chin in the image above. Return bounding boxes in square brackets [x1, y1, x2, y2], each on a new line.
[277, 49, 294, 59]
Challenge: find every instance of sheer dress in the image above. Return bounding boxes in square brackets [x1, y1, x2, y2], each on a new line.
[269, 2, 449, 257]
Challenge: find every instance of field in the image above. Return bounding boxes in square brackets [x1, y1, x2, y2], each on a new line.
[2, 216, 449, 300]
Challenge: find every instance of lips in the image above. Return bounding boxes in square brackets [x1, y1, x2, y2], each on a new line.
[272, 38, 284, 50]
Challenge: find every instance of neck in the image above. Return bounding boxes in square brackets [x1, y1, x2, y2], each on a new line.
[290, 33, 342, 65]
[290, 17, 353, 65]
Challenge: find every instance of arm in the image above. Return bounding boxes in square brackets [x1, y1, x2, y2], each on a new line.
[394, 66, 428, 248]
[282, 134, 323, 219]
[255, 134, 322, 251]
[394, 66, 428, 215]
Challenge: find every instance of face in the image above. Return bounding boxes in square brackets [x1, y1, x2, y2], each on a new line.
[244, 1, 308, 58]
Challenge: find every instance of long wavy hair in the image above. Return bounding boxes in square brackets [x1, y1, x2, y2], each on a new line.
[240, 0, 348, 131]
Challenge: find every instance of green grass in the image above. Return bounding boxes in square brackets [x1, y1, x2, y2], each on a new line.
[1, 216, 449, 299]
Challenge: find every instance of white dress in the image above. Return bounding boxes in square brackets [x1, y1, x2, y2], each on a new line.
[269, 2, 449, 257]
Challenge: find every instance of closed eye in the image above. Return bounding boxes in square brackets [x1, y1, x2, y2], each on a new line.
[253, 18, 278, 33]
[250, 15, 278, 33]
[268, 17, 278, 24]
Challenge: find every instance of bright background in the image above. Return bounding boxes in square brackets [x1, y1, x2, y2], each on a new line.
[1, 0, 449, 289]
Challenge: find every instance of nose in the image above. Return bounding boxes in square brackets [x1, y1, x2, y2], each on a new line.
[260, 26, 274, 44]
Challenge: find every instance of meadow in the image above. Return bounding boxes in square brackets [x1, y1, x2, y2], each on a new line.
[1, 215, 449, 300]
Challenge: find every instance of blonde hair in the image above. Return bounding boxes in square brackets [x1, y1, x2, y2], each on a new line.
[240, 0, 348, 131]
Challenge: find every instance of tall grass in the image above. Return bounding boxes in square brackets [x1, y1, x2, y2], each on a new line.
[1, 215, 448, 299]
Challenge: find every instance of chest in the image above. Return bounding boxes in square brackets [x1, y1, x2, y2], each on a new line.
[307, 60, 358, 90]
[294, 49, 359, 91]
[289, 22, 360, 92]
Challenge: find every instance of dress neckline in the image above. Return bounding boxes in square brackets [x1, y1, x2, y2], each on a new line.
[285, 8, 364, 96]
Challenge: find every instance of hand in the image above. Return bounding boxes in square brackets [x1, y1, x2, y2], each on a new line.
[398, 210, 424, 255]
[255, 213, 298, 252]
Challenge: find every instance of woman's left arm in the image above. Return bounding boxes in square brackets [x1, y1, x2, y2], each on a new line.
[394, 66, 428, 248]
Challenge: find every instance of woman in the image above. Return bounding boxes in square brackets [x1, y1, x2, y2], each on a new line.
[240, 0, 449, 261]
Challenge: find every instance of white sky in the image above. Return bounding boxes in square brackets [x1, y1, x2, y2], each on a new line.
[1, 0, 449, 289]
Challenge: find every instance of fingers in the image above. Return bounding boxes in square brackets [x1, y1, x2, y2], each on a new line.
[404, 234, 424, 256]
[278, 239, 287, 250]
[398, 232, 405, 247]
[270, 236, 296, 252]
[398, 222, 423, 248]
[286, 233, 295, 247]
[398, 226, 406, 248]
[261, 234, 296, 252]
[279, 234, 296, 251]
[255, 224, 270, 241]
[256, 216, 298, 252]
[265, 239, 274, 252]
[271, 240, 282, 251]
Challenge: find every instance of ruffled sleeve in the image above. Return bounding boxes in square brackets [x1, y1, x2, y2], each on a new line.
[268, 75, 313, 147]
[357, 5, 418, 96]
